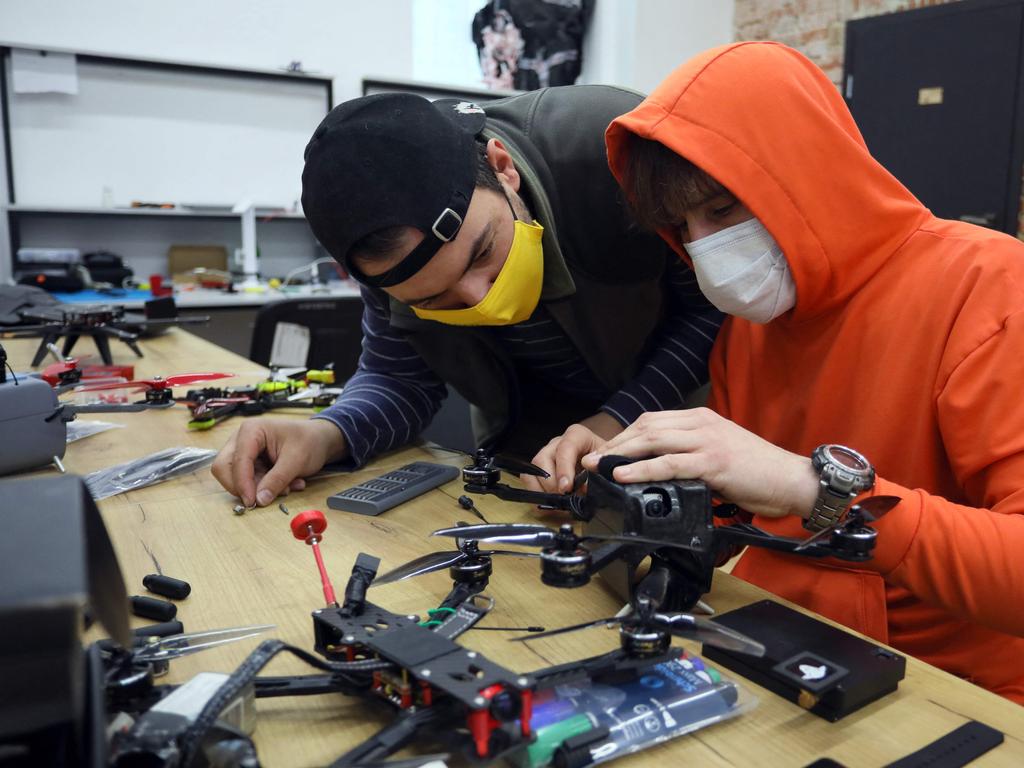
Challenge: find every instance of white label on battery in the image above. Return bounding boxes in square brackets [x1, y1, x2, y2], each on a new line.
[150, 672, 229, 720]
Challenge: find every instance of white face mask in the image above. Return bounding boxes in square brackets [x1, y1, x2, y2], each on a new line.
[683, 217, 797, 323]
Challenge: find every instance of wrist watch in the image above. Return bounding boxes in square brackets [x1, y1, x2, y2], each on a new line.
[804, 444, 875, 532]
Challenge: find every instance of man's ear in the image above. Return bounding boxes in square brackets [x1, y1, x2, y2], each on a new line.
[485, 138, 521, 192]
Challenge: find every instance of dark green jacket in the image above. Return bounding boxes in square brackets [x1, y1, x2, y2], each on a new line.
[376, 85, 697, 453]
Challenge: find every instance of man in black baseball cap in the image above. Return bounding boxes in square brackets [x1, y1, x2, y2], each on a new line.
[301, 93, 485, 289]
[213, 87, 723, 508]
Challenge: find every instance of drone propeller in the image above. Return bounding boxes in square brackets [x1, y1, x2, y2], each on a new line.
[75, 372, 233, 393]
[432, 522, 698, 553]
[427, 444, 550, 479]
[374, 550, 467, 585]
[793, 495, 902, 553]
[512, 607, 765, 656]
[374, 537, 538, 586]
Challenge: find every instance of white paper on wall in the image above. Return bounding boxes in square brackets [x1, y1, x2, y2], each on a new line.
[11, 48, 79, 95]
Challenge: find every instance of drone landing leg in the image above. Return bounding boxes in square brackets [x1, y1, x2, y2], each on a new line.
[92, 334, 113, 366]
[62, 333, 82, 359]
[31, 333, 62, 367]
[124, 338, 144, 358]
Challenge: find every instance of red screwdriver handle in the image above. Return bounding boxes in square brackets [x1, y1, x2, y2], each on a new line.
[290, 510, 336, 606]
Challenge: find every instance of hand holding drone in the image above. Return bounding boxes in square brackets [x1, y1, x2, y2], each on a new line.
[446, 448, 899, 611]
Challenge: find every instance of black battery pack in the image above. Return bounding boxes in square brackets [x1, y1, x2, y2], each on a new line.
[701, 599, 905, 721]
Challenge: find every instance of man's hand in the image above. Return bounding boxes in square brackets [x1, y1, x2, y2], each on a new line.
[581, 407, 819, 520]
[524, 412, 624, 494]
[212, 418, 348, 507]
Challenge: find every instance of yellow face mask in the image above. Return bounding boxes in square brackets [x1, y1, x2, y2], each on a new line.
[412, 219, 544, 326]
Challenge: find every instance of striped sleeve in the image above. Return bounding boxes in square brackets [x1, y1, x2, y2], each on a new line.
[313, 286, 448, 468]
[601, 260, 723, 426]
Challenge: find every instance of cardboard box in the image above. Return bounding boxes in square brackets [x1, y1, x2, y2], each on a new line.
[168, 245, 228, 284]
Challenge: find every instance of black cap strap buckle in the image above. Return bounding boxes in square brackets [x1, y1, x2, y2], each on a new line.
[432, 208, 463, 243]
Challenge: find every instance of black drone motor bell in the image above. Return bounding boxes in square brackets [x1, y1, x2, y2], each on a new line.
[540, 524, 593, 588]
[540, 545, 592, 588]
[619, 623, 672, 659]
[450, 552, 493, 585]
[829, 524, 877, 560]
[462, 449, 502, 487]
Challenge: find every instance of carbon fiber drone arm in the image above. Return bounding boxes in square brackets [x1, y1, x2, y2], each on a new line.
[712, 520, 875, 560]
[463, 481, 586, 517]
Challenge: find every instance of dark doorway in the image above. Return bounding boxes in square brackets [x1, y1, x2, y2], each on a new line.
[844, 0, 1024, 234]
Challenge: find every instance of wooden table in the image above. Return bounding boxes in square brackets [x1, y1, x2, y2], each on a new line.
[4, 329, 1023, 767]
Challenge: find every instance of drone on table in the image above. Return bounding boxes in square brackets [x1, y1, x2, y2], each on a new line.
[108, 507, 760, 768]
[0, 302, 209, 366]
[91, 454, 894, 767]
[443, 449, 899, 612]
[183, 367, 343, 430]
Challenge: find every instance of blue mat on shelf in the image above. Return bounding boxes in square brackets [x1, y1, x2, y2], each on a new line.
[52, 289, 155, 304]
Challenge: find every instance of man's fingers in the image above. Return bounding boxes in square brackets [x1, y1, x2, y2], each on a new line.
[553, 436, 587, 493]
[255, 448, 309, 506]
[613, 453, 698, 484]
[589, 427, 701, 466]
[211, 434, 238, 495]
[231, 424, 269, 507]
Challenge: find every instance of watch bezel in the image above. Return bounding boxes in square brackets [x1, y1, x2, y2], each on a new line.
[817, 444, 873, 477]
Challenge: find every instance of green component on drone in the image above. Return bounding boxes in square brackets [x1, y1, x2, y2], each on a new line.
[306, 369, 335, 384]
[188, 418, 217, 431]
[522, 714, 596, 768]
[419, 606, 456, 628]
[257, 380, 294, 393]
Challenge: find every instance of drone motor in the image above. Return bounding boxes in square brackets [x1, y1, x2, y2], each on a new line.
[539, 526, 593, 588]
[618, 622, 672, 659]
[449, 541, 494, 586]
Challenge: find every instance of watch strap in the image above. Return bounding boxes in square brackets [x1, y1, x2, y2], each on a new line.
[804, 482, 853, 531]
[883, 721, 1003, 768]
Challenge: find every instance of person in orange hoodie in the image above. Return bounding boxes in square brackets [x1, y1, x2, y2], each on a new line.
[579, 41, 1024, 704]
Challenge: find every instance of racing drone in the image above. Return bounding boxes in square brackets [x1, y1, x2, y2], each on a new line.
[139, 510, 763, 768]
[2, 303, 208, 366]
[451, 452, 899, 611]
[184, 367, 342, 430]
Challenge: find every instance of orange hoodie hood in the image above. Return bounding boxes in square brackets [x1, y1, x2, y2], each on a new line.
[606, 41, 932, 322]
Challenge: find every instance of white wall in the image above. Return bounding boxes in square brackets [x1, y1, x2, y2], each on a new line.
[583, 0, 734, 94]
[0, 0, 415, 280]
[0, 0, 413, 104]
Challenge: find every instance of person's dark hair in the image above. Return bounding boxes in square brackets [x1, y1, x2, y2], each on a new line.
[349, 139, 503, 266]
[621, 134, 726, 231]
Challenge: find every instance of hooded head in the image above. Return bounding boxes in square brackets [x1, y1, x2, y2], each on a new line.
[606, 42, 930, 320]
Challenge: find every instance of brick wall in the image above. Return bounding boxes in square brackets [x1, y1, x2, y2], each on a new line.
[733, 0, 1024, 239]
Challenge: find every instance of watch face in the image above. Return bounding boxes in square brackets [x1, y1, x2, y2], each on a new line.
[825, 445, 870, 472]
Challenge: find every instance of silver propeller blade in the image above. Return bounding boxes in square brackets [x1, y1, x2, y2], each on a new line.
[660, 614, 765, 657]
[374, 550, 466, 585]
[433, 523, 558, 547]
